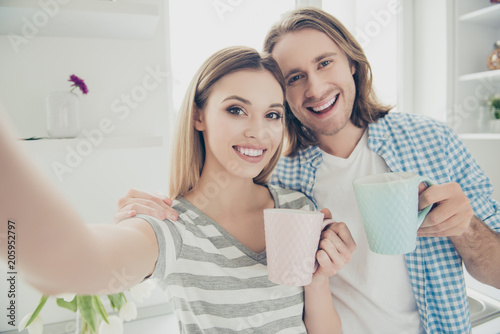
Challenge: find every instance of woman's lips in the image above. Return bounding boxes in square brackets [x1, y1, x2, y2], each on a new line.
[233, 146, 267, 163]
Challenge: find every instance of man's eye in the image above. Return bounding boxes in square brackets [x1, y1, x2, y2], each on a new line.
[287, 74, 301, 85]
[227, 106, 245, 115]
[319, 60, 331, 68]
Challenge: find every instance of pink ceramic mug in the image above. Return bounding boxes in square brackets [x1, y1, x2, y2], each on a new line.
[263, 209, 333, 286]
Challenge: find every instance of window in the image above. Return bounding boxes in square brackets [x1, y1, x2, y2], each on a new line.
[168, 0, 398, 111]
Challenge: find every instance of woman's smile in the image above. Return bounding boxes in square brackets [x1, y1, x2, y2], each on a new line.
[233, 145, 267, 163]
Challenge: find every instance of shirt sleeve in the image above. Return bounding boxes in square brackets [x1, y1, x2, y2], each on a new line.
[443, 127, 500, 232]
[134, 214, 184, 281]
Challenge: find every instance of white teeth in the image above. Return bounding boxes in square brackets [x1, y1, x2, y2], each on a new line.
[236, 147, 264, 157]
[312, 95, 337, 112]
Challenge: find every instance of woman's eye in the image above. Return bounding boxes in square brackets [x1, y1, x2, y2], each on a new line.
[266, 112, 283, 120]
[227, 106, 245, 116]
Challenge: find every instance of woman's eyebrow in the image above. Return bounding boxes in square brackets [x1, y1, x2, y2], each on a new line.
[222, 95, 251, 105]
[269, 103, 285, 111]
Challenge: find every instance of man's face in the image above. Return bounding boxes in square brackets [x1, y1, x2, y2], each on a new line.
[271, 28, 357, 138]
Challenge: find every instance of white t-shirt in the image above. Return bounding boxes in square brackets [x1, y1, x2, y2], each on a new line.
[313, 130, 424, 334]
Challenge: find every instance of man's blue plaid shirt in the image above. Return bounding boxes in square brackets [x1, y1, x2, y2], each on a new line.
[270, 112, 500, 333]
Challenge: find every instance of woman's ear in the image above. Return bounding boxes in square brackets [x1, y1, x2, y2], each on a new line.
[194, 108, 205, 131]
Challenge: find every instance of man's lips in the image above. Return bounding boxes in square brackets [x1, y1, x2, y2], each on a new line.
[307, 94, 339, 114]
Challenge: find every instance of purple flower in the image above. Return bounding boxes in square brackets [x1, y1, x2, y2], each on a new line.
[68, 74, 89, 95]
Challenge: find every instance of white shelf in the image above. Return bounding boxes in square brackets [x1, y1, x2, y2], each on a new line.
[459, 4, 500, 28]
[459, 133, 500, 140]
[459, 69, 500, 82]
[19, 135, 164, 150]
[0, 0, 160, 40]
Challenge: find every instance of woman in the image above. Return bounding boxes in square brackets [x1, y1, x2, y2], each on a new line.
[0, 46, 342, 333]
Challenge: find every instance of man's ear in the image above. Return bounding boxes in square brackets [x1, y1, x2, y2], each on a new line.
[194, 108, 205, 131]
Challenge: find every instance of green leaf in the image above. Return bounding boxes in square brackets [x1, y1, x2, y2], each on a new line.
[77, 295, 97, 332]
[56, 296, 77, 312]
[92, 296, 109, 324]
[24, 295, 48, 328]
[107, 293, 125, 311]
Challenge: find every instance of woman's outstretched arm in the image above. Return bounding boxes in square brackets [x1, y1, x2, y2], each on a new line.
[0, 108, 158, 296]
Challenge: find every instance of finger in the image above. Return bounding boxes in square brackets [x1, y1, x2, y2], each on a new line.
[113, 210, 136, 224]
[118, 189, 170, 211]
[327, 222, 357, 252]
[319, 208, 332, 219]
[120, 203, 169, 221]
[155, 191, 173, 205]
[418, 185, 439, 211]
[419, 203, 453, 228]
[314, 249, 339, 277]
[119, 198, 178, 221]
[418, 214, 470, 237]
[418, 182, 428, 195]
[320, 230, 350, 260]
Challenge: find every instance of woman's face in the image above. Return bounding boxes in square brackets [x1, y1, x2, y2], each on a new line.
[195, 69, 284, 180]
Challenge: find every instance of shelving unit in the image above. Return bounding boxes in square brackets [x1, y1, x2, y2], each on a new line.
[18, 135, 164, 151]
[0, 0, 160, 39]
[450, 0, 500, 138]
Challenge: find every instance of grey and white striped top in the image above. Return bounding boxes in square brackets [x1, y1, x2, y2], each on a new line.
[137, 184, 315, 333]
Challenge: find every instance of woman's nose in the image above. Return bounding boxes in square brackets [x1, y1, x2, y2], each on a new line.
[244, 117, 279, 140]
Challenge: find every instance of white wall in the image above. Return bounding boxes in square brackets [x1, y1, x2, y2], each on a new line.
[409, 0, 449, 120]
[0, 1, 173, 331]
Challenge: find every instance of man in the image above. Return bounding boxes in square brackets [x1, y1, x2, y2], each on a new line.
[116, 7, 500, 333]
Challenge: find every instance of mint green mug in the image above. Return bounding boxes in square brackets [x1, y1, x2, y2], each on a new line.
[352, 172, 434, 255]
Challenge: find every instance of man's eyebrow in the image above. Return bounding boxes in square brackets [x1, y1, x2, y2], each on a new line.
[314, 52, 338, 63]
[222, 95, 251, 105]
[284, 52, 338, 79]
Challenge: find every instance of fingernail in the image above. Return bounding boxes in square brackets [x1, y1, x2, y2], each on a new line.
[167, 212, 178, 221]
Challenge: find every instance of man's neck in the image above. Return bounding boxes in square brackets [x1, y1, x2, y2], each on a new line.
[317, 122, 366, 159]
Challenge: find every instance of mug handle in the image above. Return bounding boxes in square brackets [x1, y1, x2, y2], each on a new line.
[321, 218, 335, 231]
[416, 176, 435, 228]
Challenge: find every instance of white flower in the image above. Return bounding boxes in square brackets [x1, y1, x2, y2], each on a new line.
[18, 312, 43, 334]
[98, 315, 123, 334]
[54, 293, 76, 302]
[129, 280, 156, 303]
[119, 301, 137, 321]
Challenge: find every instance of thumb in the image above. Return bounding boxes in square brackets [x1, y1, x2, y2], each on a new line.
[320, 208, 332, 219]
[418, 182, 428, 195]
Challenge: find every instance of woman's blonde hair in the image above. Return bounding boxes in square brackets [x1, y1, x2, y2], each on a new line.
[169, 46, 286, 199]
[263, 7, 392, 156]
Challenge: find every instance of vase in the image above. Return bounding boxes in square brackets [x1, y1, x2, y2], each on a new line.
[490, 118, 500, 133]
[477, 106, 492, 132]
[46, 91, 80, 138]
[488, 41, 500, 70]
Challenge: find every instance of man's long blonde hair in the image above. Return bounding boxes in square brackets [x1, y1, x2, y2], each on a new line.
[264, 7, 392, 156]
[169, 46, 286, 199]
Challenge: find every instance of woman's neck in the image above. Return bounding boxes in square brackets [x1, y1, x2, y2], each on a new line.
[184, 168, 272, 217]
